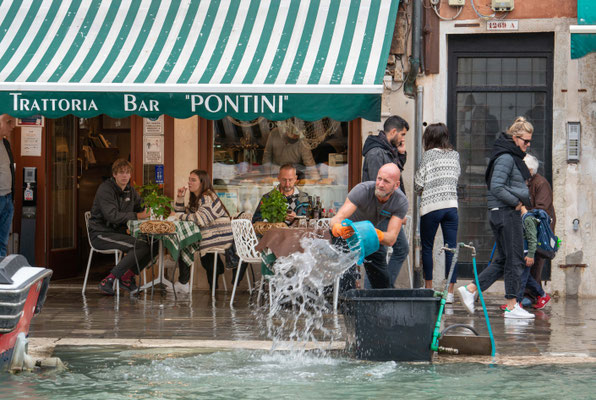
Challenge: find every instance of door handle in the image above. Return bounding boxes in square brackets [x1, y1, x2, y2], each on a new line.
[77, 157, 83, 179]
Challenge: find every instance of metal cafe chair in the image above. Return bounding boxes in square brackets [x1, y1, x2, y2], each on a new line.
[82, 211, 146, 297]
[229, 219, 260, 307]
[189, 246, 230, 297]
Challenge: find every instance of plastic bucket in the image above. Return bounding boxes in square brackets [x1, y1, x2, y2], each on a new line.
[342, 219, 379, 264]
[341, 289, 440, 362]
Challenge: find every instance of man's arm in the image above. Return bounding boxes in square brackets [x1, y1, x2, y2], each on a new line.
[532, 178, 553, 210]
[329, 198, 358, 227]
[381, 215, 403, 246]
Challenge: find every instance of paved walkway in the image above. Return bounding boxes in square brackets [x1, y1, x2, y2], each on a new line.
[28, 284, 596, 364]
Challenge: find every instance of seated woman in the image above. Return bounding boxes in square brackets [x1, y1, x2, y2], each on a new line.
[174, 169, 233, 291]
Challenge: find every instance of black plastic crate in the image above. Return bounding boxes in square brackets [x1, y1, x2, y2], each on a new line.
[342, 289, 440, 362]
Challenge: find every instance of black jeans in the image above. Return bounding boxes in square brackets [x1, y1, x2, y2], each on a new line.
[339, 242, 392, 292]
[91, 232, 158, 278]
[420, 207, 459, 283]
[477, 208, 524, 299]
[198, 252, 226, 289]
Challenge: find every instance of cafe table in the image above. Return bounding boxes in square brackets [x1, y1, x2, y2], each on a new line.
[255, 226, 341, 309]
[128, 220, 202, 292]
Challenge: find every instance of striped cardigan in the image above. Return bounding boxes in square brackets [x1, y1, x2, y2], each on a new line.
[414, 148, 461, 216]
[174, 193, 233, 256]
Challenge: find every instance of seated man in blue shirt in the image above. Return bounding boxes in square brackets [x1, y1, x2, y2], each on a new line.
[252, 164, 310, 225]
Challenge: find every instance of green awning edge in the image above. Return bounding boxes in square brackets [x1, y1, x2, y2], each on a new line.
[0, 91, 382, 122]
[571, 33, 596, 59]
[571, 0, 596, 59]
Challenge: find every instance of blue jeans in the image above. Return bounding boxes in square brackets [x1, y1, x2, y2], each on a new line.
[364, 221, 409, 289]
[420, 208, 458, 283]
[517, 266, 544, 302]
[0, 194, 14, 257]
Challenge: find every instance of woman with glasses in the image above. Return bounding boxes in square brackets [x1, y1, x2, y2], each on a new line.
[457, 116, 536, 319]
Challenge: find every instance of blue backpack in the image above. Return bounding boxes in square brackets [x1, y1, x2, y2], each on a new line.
[522, 209, 560, 259]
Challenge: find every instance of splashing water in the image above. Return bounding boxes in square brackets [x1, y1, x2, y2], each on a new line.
[262, 236, 360, 356]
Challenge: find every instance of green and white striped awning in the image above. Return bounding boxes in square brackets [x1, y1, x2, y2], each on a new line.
[0, 0, 399, 121]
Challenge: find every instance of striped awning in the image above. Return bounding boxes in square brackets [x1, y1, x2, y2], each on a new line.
[0, 0, 399, 121]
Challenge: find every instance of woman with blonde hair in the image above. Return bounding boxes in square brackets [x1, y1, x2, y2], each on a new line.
[174, 170, 233, 291]
[458, 117, 535, 319]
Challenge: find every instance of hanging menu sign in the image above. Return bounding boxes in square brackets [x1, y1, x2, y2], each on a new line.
[143, 116, 164, 136]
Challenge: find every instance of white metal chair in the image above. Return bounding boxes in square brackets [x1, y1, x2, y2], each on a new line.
[82, 211, 121, 295]
[189, 246, 230, 296]
[82, 211, 146, 296]
[315, 218, 331, 231]
[229, 219, 260, 306]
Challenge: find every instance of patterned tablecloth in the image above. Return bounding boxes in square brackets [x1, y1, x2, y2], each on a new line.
[127, 220, 202, 268]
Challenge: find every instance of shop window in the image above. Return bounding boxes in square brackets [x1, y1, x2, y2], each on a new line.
[448, 33, 553, 279]
[212, 117, 349, 216]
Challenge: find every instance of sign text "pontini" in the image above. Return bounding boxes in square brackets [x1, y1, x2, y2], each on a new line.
[185, 94, 287, 113]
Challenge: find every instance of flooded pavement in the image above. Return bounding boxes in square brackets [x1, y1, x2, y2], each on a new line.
[27, 284, 596, 363]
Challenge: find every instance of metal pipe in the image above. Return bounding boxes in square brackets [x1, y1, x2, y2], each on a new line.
[404, 0, 422, 97]
[411, 84, 423, 287]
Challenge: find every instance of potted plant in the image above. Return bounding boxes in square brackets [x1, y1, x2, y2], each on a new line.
[135, 182, 173, 220]
[254, 189, 288, 235]
[133, 183, 177, 234]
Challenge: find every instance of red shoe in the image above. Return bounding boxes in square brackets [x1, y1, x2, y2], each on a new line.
[533, 294, 551, 309]
[499, 304, 507, 311]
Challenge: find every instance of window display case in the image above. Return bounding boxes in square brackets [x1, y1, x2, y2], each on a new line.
[212, 117, 349, 215]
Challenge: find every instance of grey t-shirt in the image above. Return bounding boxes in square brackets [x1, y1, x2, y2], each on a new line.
[348, 181, 408, 228]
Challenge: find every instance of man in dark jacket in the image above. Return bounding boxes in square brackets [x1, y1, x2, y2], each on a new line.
[90, 159, 154, 295]
[0, 115, 16, 257]
[361, 115, 409, 287]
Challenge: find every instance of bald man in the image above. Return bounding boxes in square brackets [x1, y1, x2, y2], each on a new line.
[330, 163, 409, 289]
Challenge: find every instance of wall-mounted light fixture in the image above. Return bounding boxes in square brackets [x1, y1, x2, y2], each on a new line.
[567, 122, 581, 163]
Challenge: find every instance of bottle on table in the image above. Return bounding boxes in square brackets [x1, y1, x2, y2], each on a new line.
[306, 196, 313, 220]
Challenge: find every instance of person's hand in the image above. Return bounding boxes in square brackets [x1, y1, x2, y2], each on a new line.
[515, 202, 523, 211]
[177, 186, 187, 198]
[137, 208, 150, 219]
[285, 211, 296, 223]
[525, 256, 534, 267]
[169, 210, 177, 217]
[397, 140, 406, 154]
[375, 229, 384, 242]
[332, 223, 354, 239]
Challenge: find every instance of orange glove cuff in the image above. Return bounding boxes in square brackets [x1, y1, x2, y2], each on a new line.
[375, 229, 384, 242]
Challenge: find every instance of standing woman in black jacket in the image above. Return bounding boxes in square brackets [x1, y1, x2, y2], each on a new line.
[458, 117, 536, 319]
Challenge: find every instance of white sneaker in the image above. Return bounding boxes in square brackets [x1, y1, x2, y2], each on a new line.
[174, 281, 190, 293]
[445, 293, 454, 304]
[504, 303, 535, 319]
[457, 286, 475, 314]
